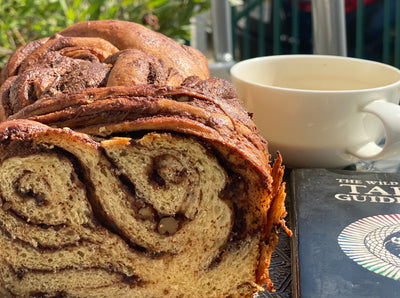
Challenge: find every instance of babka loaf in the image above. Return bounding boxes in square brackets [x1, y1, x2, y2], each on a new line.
[0, 20, 289, 298]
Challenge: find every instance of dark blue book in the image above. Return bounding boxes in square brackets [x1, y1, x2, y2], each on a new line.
[291, 168, 400, 298]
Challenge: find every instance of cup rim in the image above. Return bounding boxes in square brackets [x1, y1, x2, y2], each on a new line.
[230, 54, 400, 93]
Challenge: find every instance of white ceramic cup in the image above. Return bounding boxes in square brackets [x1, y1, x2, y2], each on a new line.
[230, 55, 400, 168]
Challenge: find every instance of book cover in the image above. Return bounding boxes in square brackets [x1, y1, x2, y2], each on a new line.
[291, 168, 400, 298]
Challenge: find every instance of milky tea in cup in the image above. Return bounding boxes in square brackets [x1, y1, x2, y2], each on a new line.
[230, 55, 400, 168]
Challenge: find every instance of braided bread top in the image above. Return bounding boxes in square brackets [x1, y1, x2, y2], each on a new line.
[0, 20, 209, 85]
[0, 20, 210, 122]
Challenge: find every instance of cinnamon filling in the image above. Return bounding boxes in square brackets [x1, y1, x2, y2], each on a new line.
[0, 134, 257, 284]
[14, 170, 49, 207]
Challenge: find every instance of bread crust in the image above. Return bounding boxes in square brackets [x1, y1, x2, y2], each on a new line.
[58, 20, 210, 80]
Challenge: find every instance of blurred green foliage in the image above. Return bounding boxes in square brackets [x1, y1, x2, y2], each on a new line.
[0, 0, 210, 68]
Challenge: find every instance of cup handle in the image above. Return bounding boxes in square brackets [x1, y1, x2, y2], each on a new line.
[347, 100, 400, 160]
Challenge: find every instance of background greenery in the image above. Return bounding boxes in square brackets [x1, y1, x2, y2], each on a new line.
[0, 0, 210, 68]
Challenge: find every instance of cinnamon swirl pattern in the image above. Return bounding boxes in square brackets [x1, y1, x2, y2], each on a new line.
[0, 119, 286, 297]
[0, 20, 288, 297]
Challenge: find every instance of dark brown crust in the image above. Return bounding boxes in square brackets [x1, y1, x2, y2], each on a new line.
[0, 21, 210, 121]
[1, 53, 111, 120]
[0, 38, 49, 85]
[59, 20, 209, 80]
[0, 20, 209, 88]
[0, 119, 98, 149]
[9, 83, 271, 186]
